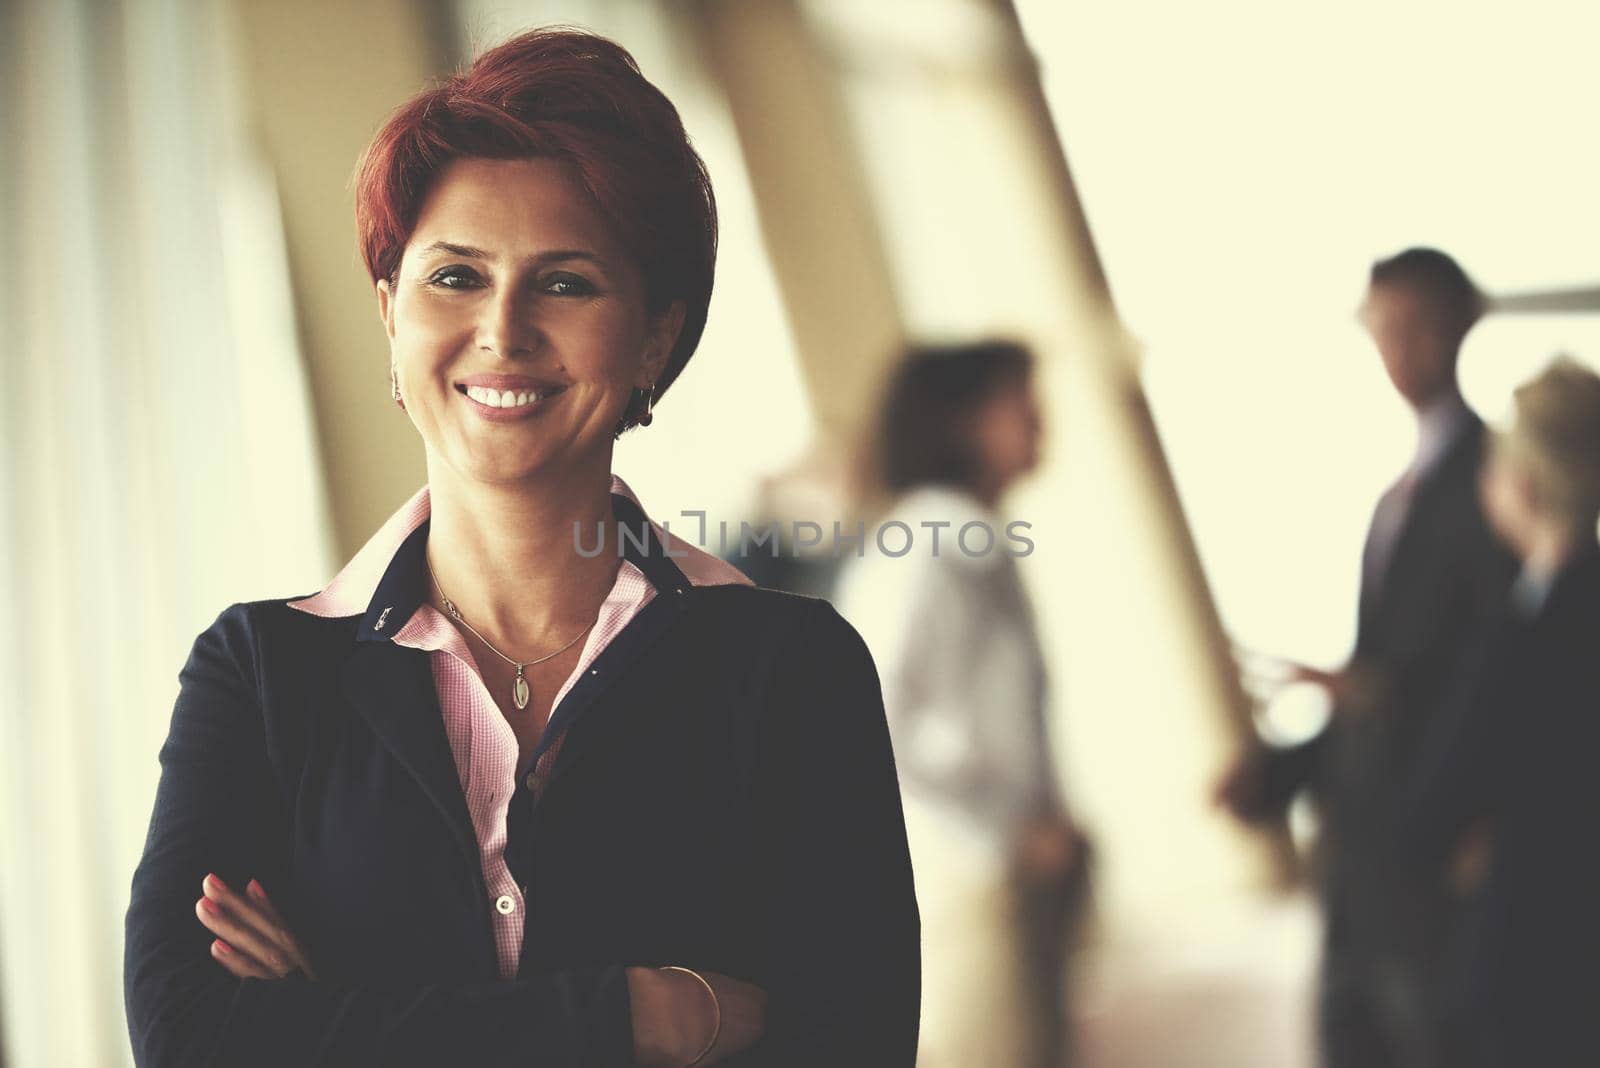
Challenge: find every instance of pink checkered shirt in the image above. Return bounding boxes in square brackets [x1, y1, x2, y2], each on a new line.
[287, 474, 753, 978]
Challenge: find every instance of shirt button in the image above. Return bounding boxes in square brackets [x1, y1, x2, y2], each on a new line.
[494, 894, 516, 915]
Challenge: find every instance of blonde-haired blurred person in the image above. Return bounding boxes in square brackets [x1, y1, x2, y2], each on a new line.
[835, 341, 1086, 1068]
[1401, 357, 1600, 1067]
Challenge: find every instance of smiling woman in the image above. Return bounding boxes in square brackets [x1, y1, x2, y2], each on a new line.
[122, 27, 919, 1068]
[378, 155, 683, 474]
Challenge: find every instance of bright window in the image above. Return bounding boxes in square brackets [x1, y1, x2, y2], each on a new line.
[1016, 0, 1600, 666]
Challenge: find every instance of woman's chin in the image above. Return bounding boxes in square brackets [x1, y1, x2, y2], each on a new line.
[434, 445, 555, 488]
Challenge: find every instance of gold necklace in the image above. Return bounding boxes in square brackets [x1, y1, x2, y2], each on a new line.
[425, 556, 594, 711]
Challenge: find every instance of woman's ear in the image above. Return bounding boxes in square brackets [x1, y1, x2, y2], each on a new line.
[376, 278, 397, 342]
[640, 300, 687, 385]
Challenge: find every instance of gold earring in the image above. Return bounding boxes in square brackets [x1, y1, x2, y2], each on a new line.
[637, 384, 654, 427]
[391, 368, 405, 409]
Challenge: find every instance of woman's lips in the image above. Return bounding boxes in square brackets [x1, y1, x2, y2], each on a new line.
[458, 383, 566, 422]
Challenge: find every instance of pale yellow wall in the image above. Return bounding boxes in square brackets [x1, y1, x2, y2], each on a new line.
[687, 0, 904, 438]
[791, 0, 1284, 918]
[226, 0, 451, 558]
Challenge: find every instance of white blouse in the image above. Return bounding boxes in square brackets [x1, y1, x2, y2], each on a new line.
[835, 484, 1062, 853]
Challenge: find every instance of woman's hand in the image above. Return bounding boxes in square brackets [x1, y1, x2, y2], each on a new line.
[1214, 748, 1282, 826]
[627, 966, 767, 1067]
[195, 873, 318, 981]
[1291, 661, 1387, 716]
[1014, 816, 1082, 886]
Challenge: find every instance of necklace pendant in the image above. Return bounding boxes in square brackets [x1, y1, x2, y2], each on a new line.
[512, 666, 530, 711]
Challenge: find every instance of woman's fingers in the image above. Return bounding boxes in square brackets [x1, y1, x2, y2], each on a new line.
[195, 874, 305, 979]
[208, 937, 277, 981]
[194, 893, 292, 977]
[193, 900, 278, 980]
[246, 879, 318, 980]
[246, 879, 287, 925]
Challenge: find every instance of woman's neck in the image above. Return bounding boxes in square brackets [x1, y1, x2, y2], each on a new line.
[967, 471, 1006, 511]
[422, 454, 624, 654]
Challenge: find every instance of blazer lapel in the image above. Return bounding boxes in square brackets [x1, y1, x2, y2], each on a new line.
[534, 588, 693, 789]
[340, 640, 481, 874]
[1383, 419, 1484, 585]
[532, 493, 697, 791]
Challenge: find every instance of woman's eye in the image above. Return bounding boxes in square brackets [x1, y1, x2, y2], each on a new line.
[427, 266, 483, 290]
[544, 274, 595, 297]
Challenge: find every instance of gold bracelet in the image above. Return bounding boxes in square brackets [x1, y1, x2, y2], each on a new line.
[660, 965, 721, 1068]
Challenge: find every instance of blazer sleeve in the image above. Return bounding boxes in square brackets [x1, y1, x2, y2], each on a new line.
[124, 604, 634, 1068]
[748, 599, 921, 1066]
[1396, 610, 1518, 870]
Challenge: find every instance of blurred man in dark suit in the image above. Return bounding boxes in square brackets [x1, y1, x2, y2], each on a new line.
[1218, 248, 1517, 1068]
[1402, 358, 1600, 1067]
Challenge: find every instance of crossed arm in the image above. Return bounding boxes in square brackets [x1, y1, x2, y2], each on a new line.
[125, 602, 920, 1066]
[124, 607, 650, 1066]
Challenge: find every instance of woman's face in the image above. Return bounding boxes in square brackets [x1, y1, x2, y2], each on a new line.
[969, 375, 1044, 492]
[378, 156, 683, 487]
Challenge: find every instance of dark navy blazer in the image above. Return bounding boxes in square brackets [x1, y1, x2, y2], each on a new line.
[1262, 419, 1516, 924]
[124, 494, 921, 1066]
[1403, 548, 1600, 1066]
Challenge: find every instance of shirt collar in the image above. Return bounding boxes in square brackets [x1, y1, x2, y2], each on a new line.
[1511, 540, 1600, 622]
[1510, 560, 1559, 620]
[1411, 388, 1473, 477]
[289, 473, 754, 641]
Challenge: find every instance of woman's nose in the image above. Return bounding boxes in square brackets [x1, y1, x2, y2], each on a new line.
[476, 289, 543, 359]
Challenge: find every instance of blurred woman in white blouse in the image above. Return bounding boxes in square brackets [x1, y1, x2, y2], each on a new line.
[836, 340, 1084, 1068]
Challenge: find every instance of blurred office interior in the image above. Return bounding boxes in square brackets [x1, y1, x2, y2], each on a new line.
[2, 0, 1597, 1064]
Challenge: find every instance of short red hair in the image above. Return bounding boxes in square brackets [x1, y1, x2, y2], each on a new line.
[354, 28, 717, 427]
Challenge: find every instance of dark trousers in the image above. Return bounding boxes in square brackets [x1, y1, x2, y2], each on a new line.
[1319, 943, 1445, 1068]
[1013, 846, 1092, 1068]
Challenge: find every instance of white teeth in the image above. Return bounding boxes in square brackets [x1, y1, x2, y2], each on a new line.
[465, 385, 552, 409]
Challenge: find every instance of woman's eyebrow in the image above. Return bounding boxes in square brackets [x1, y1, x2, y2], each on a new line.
[420, 240, 490, 259]
[530, 249, 611, 273]
[418, 241, 608, 270]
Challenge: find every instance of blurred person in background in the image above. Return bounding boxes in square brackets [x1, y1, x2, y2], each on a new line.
[1401, 357, 1600, 1068]
[123, 28, 919, 1067]
[836, 341, 1085, 1068]
[1217, 248, 1517, 1068]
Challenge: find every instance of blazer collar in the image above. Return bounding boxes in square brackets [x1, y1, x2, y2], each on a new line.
[351, 491, 696, 644]
[328, 495, 693, 915]
[1408, 409, 1484, 503]
[292, 474, 752, 638]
